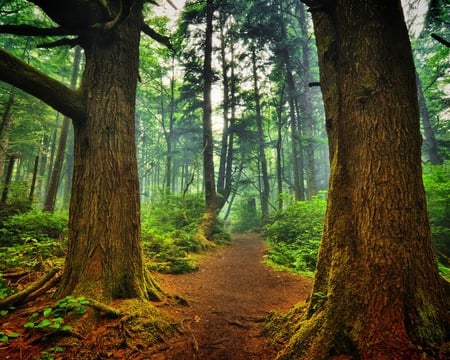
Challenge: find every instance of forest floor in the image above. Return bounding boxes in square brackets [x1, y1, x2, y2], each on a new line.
[0, 233, 313, 359]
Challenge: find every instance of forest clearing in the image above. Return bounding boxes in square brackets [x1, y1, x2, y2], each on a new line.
[1, 0, 450, 359]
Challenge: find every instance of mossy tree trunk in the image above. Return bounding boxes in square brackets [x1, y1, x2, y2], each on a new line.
[57, 2, 158, 302]
[0, 0, 162, 303]
[279, 1, 450, 359]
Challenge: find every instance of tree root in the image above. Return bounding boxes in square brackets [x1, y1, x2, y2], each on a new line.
[87, 299, 123, 318]
[0, 268, 60, 309]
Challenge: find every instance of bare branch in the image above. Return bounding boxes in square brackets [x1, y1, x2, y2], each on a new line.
[431, 33, 450, 48]
[0, 48, 85, 121]
[37, 37, 80, 48]
[141, 24, 174, 51]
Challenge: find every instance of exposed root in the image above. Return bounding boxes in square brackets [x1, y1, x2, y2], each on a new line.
[0, 268, 60, 309]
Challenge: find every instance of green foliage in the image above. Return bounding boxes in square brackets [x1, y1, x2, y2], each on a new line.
[24, 296, 89, 332]
[39, 346, 65, 360]
[263, 197, 326, 276]
[0, 330, 20, 342]
[423, 163, 450, 267]
[0, 211, 67, 269]
[0, 272, 16, 300]
[142, 195, 206, 274]
[231, 196, 263, 233]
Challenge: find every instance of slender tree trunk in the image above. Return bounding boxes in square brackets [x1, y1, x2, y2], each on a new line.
[28, 155, 39, 202]
[198, 0, 218, 242]
[275, 86, 286, 210]
[251, 45, 270, 221]
[279, 1, 450, 358]
[44, 46, 82, 212]
[298, 2, 317, 199]
[416, 71, 442, 165]
[0, 91, 14, 181]
[1, 154, 15, 204]
[57, 1, 161, 302]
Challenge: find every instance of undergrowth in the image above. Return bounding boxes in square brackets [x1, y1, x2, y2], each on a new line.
[263, 196, 326, 277]
[142, 194, 230, 274]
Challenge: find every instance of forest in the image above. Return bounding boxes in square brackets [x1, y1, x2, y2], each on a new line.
[0, 0, 449, 359]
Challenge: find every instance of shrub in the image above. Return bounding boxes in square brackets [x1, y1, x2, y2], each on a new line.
[0, 211, 67, 269]
[263, 197, 326, 276]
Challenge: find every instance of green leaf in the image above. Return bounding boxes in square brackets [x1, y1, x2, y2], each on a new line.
[37, 319, 51, 328]
[7, 332, 20, 338]
[30, 312, 39, 319]
[24, 322, 35, 329]
[0, 334, 8, 342]
[43, 307, 52, 317]
[61, 325, 72, 331]
[0, 310, 8, 316]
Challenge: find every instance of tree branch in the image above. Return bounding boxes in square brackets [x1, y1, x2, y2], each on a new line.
[141, 24, 174, 51]
[37, 37, 80, 48]
[431, 33, 450, 48]
[0, 24, 75, 37]
[0, 48, 85, 121]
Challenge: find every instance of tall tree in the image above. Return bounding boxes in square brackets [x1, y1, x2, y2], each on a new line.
[198, 0, 218, 241]
[0, 0, 170, 302]
[279, 0, 450, 358]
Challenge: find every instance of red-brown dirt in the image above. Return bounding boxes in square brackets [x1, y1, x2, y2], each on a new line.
[151, 233, 313, 359]
[0, 233, 313, 359]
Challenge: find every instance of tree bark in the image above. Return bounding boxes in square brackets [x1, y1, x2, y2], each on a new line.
[56, 1, 163, 302]
[280, 1, 450, 359]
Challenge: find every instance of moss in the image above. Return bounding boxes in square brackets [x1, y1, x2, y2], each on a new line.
[417, 301, 445, 343]
[265, 303, 307, 346]
[117, 299, 174, 344]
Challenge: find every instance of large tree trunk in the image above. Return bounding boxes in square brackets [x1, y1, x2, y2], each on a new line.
[57, 1, 160, 302]
[279, 1, 450, 359]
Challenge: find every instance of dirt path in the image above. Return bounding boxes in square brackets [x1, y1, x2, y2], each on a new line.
[151, 233, 313, 360]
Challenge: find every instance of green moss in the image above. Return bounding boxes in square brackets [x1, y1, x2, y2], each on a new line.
[417, 301, 445, 343]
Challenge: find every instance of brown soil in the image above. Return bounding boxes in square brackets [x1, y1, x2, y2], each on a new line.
[0, 233, 312, 359]
[151, 233, 313, 359]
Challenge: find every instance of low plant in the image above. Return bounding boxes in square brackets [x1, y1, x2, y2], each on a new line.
[24, 296, 89, 332]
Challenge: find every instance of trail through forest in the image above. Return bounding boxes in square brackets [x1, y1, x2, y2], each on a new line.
[152, 233, 313, 359]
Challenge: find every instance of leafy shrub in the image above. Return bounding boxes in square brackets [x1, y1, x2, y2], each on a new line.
[263, 197, 326, 276]
[142, 195, 207, 274]
[0, 211, 67, 269]
[0, 211, 68, 245]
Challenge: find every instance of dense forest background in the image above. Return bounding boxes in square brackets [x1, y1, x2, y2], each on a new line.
[0, 0, 448, 275]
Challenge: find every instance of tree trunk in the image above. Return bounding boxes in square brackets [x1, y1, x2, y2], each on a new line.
[1, 154, 15, 204]
[280, 1, 450, 359]
[416, 71, 442, 165]
[298, 2, 317, 199]
[44, 46, 82, 212]
[57, 1, 160, 302]
[251, 44, 270, 221]
[198, 0, 218, 242]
